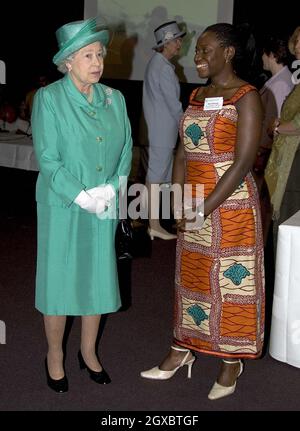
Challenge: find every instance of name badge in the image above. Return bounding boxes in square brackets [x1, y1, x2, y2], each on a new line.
[204, 97, 223, 111]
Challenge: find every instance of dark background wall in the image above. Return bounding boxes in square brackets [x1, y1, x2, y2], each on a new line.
[0, 1, 84, 94]
[233, 0, 299, 38]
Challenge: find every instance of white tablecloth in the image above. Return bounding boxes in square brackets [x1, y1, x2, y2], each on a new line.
[0, 134, 38, 171]
[269, 210, 300, 367]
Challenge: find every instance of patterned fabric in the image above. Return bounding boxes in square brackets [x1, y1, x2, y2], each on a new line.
[174, 85, 265, 359]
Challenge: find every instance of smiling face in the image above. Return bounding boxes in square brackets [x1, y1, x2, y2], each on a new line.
[194, 31, 232, 79]
[67, 41, 105, 91]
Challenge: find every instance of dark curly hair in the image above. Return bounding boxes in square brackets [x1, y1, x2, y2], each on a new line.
[263, 36, 291, 65]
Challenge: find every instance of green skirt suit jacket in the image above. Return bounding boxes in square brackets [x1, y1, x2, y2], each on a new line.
[31, 74, 132, 315]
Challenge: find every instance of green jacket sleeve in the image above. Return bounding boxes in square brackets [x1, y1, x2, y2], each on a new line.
[31, 88, 85, 206]
[108, 91, 133, 192]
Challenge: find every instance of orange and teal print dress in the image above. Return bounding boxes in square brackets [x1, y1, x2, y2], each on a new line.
[174, 85, 265, 359]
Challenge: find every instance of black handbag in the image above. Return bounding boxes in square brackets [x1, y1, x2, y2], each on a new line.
[115, 219, 133, 260]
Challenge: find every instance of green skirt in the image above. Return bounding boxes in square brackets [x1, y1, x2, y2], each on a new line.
[36, 204, 121, 315]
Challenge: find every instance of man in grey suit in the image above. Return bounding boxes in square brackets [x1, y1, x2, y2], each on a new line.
[143, 21, 185, 240]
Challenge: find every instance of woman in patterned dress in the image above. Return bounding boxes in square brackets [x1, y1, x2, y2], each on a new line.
[141, 23, 264, 400]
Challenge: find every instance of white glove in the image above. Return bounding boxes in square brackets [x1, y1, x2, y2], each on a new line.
[74, 190, 107, 214]
[86, 184, 116, 204]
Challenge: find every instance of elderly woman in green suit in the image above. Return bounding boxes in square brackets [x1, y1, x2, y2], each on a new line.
[31, 17, 132, 392]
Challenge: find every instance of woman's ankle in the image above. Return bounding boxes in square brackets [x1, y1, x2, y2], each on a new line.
[217, 360, 241, 387]
[159, 347, 192, 371]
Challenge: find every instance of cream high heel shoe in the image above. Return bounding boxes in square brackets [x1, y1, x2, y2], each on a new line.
[140, 346, 195, 380]
[208, 359, 244, 400]
[147, 227, 177, 240]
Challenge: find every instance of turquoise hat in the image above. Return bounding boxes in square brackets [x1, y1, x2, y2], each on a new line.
[53, 17, 110, 65]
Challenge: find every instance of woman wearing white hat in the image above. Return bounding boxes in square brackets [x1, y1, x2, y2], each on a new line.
[31, 17, 132, 392]
[143, 21, 186, 240]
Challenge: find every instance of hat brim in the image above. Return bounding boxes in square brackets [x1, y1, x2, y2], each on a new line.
[152, 31, 186, 50]
[53, 29, 110, 65]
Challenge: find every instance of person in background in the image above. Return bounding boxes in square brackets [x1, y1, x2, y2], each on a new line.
[25, 74, 49, 118]
[31, 17, 132, 393]
[253, 36, 294, 244]
[143, 21, 185, 240]
[0, 101, 31, 134]
[265, 26, 300, 249]
[141, 23, 264, 401]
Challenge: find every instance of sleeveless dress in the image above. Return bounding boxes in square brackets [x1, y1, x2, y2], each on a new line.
[173, 85, 265, 359]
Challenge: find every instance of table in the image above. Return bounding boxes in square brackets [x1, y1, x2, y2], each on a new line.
[269, 209, 300, 368]
[0, 134, 38, 171]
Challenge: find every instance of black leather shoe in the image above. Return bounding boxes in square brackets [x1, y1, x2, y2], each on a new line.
[45, 358, 68, 393]
[78, 350, 111, 384]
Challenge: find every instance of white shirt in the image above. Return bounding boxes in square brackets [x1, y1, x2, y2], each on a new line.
[0, 117, 31, 134]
